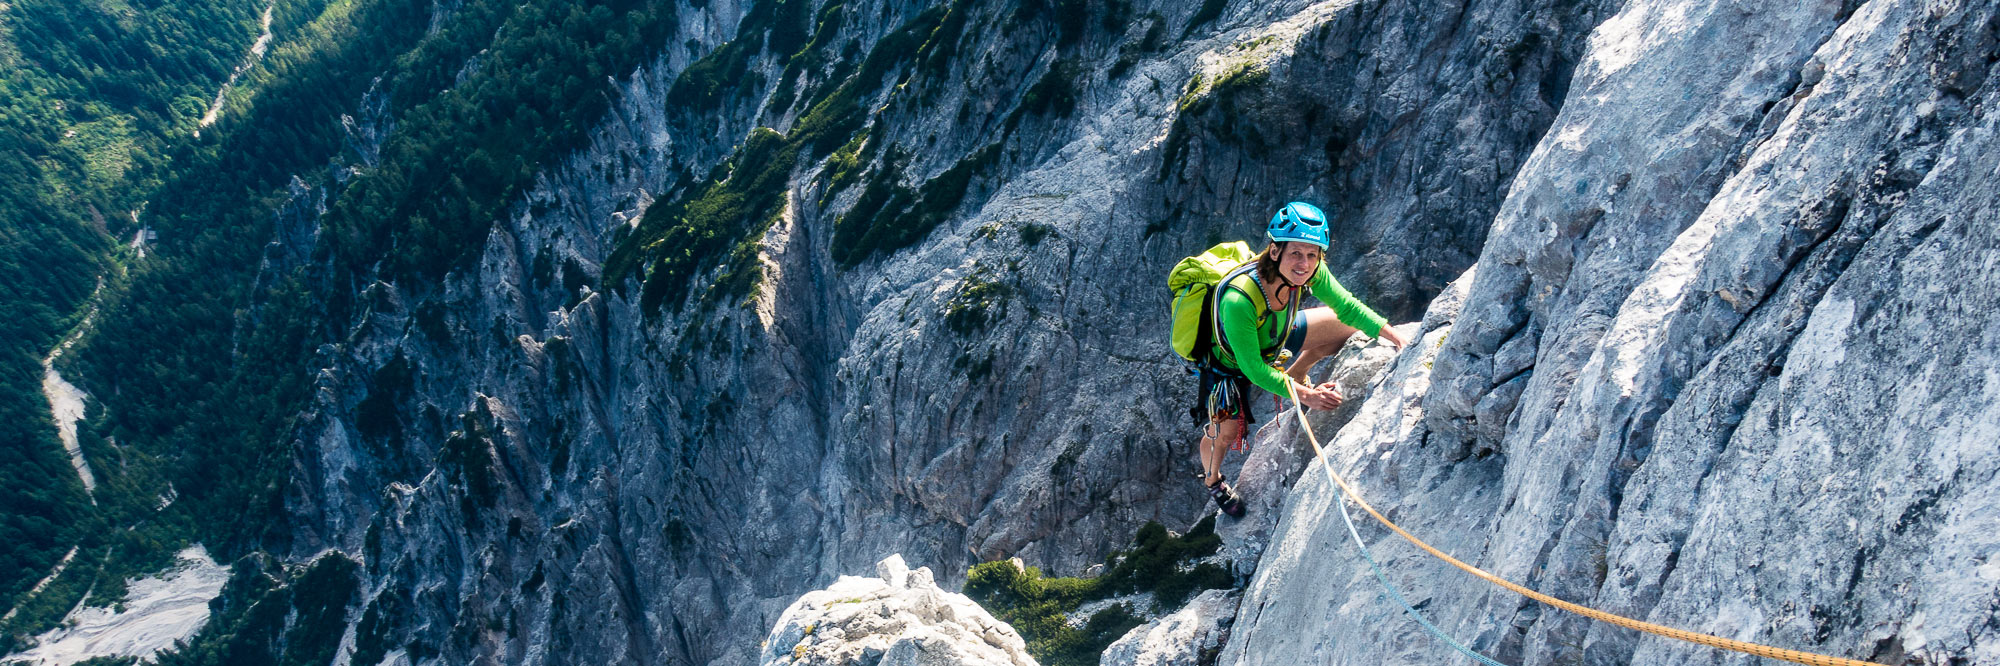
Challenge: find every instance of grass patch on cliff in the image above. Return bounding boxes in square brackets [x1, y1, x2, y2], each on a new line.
[966, 563, 1140, 666]
[1003, 58, 1082, 131]
[942, 265, 1013, 336]
[830, 142, 1001, 267]
[324, 0, 685, 282]
[964, 517, 1234, 666]
[821, 129, 870, 198]
[604, 5, 961, 316]
[790, 4, 949, 157]
[1159, 60, 1268, 181]
[667, 0, 811, 114]
[604, 127, 797, 316]
[605, 0, 1056, 294]
[767, 1, 847, 113]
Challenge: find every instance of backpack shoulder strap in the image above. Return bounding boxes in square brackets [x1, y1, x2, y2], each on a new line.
[1210, 262, 1303, 366]
[1208, 262, 1262, 364]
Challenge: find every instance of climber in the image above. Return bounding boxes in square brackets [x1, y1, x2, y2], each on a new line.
[1189, 201, 1405, 517]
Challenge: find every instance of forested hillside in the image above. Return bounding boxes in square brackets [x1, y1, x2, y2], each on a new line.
[5, 0, 699, 654]
[0, 0, 264, 623]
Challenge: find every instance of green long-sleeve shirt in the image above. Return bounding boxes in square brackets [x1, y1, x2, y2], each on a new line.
[1215, 262, 1387, 397]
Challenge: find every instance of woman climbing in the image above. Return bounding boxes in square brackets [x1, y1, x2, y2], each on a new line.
[1194, 201, 1405, 516]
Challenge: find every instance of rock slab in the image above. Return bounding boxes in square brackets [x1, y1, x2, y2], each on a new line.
[1099, 589, 1241, 666]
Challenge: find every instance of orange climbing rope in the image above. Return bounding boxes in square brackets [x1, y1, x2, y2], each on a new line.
[1282, 378, 1886, 666]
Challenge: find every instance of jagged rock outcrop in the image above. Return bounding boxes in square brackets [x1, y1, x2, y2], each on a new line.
[1224, 0, 2000, 664]
[1099, 589, 1240, 666]
[758, 555, 1035, 666]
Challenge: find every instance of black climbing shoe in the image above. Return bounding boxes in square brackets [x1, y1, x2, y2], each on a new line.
[1207, 476, 1246, 518]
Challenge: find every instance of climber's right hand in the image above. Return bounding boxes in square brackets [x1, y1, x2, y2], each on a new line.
[1294, 380, 1343, 410]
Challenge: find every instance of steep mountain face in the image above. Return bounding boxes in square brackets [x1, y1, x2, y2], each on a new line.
[253, 0, 1608, 665]
[20, 0, 1994, 663]
[1227, 0, 2000, 664]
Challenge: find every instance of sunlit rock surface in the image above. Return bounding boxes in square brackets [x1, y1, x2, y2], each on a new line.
[758, 555, 1035, 666]
[1227, 0, 2000, 664]
[1099, 589, 1240, 666]
[273, 0, 1597, 663]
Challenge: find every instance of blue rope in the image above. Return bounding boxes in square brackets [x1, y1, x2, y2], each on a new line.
[1285, 370, 1509, 666]
[1323, 467, 1511, 666]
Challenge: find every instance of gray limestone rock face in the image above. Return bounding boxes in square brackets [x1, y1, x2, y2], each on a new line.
[261, 0, 1612, 664]
[52, 0, 1995, 664]
[1226, 0, 2000, 665]
[202, 0, 2000, 664]
[1217, 268, 1480, 666]
[758, 555, 1037, 666]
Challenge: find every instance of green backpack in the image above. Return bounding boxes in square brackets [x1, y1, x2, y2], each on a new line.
[1167, 241, 1257, 362]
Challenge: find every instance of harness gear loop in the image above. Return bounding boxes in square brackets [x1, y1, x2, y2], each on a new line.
[1280, 379, 1889, 666]
[1201, 420, 1244, 452]
[1201, 385, 1247, 452]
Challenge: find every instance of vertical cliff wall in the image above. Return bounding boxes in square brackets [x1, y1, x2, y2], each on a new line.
[1226, 0, 2000, 664]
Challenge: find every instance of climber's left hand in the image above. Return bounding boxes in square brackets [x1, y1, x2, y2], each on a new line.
[1377, 325, 1407, 350]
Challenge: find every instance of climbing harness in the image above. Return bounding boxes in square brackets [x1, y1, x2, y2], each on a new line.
[1282, 376, 1889, 666]
[1204, 374, 1244, 422]
[1198, 361, 1251, 452]
[1200, 349, 1302, 453]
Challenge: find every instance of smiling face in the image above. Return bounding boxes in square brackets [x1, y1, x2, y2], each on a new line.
[1272, 241, 1323, 286]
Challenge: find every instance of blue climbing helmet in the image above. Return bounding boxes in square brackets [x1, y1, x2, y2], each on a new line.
[1267, 201, 1330, 249]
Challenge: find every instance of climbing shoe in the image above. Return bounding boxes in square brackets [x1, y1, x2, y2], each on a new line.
[1207, 476, 1246, 518]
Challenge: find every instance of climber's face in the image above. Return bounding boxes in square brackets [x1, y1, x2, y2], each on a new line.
[1276, 242, 1321, 286]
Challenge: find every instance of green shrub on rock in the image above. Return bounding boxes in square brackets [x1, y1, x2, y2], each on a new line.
[964, 516, 1234, 666]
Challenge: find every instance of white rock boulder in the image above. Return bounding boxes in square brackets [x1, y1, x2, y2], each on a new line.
[758, 555, 1038, 666]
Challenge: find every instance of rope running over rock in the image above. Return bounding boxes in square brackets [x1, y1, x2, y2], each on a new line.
[1281, 374, 1886, 666]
